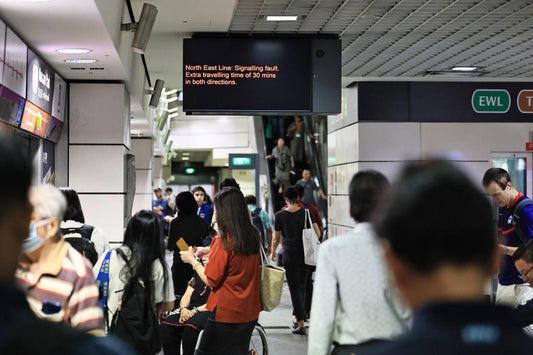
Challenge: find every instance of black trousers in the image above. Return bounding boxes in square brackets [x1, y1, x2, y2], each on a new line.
[331, 340, 391, 355]
[285, 263, 309, 322]
[160, 311, 210, 355]
[196, 312, 257, 355]
[171, 263, 194, 297]
[305, 265, 316, 317]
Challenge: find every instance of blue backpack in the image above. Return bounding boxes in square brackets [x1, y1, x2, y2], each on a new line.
[512, 198, 533, 241]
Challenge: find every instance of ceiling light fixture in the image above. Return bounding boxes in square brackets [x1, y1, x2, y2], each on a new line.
[64, 58, 97, 64]
[266, 15, 298, 21]
[166, 107, 178, 113]
[182, 157, 190, 161]
[168, 112, 179, 119]
[451, 66, 478, 72]
[57, 48, 92, 54]
[164, 89, 178, 95]
[182, 152, 190, 156]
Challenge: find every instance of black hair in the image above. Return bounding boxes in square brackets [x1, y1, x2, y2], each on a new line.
[349, 170, 389, 223]
[294, 184, 304, 199]
[175, 191, 198, 215]
[513, 241, 533, 263]
[165, 187, 172, 193]
[191, 186, 206, 195]
[219, 178, 240, 190]
[122, 210, 169, 304]
[482, 168, 511, 190]
[204, 194, 213, 206]
[244, 195, 257, 205]
[215, 187, 260, 255]
[374, 160, 496, 273]
[284, 186, 299, 204]
[0, 134, 32, 221]
[59, 187, 85, 223]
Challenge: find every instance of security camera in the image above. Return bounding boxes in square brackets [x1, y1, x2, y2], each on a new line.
[121, 3, 158, 54]
[149, 79, 165, 108]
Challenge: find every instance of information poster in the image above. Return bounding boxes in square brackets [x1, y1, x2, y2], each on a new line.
[3, 28, 26, 98]
[27, 49, 54, 114]
[0, 20, 5, 84]
[20, 101, 50, 138]
[41, 140, 55, 184]
[51, 74, 66, 121]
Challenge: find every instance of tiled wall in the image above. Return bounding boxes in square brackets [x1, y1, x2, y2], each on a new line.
[327, 86, 533, 238]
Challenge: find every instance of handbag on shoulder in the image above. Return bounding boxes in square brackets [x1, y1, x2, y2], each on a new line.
[260, 246, 285, 312]
[302, 208, 320, 266]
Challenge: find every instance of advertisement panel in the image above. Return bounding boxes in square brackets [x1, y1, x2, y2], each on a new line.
[20, 101, 51, 138]
[3, 28, 26, 98]
[51, 74, 66, 121]
[41, 140, 55, 184]
[26, 49, 54, 113]
[0, 20, 5, 84]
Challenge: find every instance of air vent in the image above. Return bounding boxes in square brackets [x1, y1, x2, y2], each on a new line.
[89, 67, 105, 71]
[424, 70, 485, 77]
[70, 67, 86, 71]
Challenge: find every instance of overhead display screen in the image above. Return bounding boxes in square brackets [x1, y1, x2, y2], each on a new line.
[183, 38, 312, 113]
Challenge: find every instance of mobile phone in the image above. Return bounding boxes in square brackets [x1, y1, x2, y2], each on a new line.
[176, 238, 189, 251]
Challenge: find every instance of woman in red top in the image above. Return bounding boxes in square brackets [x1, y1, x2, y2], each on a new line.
[180, 187, 262, 354]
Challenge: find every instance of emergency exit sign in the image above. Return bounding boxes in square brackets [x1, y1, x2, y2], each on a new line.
[232, 157, 252, 166]
[228, 154, 257, 170]
[472, 89, 510, 113]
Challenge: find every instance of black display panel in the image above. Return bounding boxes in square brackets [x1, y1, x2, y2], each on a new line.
[183, 38, 313, 114]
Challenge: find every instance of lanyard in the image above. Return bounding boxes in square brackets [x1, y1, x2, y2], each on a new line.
[95, 250, 113, 320]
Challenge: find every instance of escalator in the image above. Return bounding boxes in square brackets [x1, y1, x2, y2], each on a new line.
[255, 116, 328, 231]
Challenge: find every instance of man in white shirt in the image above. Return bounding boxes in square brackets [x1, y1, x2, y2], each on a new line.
[309, 170, 409, 355]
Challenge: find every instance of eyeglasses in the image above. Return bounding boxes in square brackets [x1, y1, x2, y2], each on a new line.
[519, 265, 533, 281]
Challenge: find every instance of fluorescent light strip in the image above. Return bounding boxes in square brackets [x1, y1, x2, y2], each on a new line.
[182, 157, 190, 161]
[451, 66, 478, 72]
[168, 112, 179, 119]
[65, 58, 97, 64]
[57, 48, 92, 54]
[266, 15, 298, 21]
[163, 89, 178, 95]
[166, 107, 178, 113]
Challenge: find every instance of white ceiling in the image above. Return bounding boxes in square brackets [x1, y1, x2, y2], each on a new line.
[1, 0, 531, 91]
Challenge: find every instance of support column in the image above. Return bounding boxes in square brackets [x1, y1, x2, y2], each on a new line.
[130, 137, 153, 214]
[68, 83, 130, 243]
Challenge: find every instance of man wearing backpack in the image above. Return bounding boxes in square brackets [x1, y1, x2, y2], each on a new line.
[483, 167, 533, 308]
[245, 195, 273, 254]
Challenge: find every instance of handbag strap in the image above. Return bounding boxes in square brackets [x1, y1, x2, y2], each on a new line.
[304, 208, 312, 229]
[259, 244, 270, 267]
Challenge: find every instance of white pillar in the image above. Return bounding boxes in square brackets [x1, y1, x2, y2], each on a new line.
[68, 83, 131, 243]
[130, 137, 154, 214]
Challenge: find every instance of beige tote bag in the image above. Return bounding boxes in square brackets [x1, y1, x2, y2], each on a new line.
[260, 246, 285, 312]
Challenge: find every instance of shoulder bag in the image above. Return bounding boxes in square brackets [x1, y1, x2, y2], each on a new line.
[302, 208, 319, 266]
[260, 246, 285, 312]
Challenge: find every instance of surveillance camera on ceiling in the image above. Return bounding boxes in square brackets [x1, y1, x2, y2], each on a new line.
[121, 3, 158, 54]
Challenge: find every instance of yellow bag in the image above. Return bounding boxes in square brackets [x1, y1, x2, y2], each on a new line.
[260, 246, 285, 312]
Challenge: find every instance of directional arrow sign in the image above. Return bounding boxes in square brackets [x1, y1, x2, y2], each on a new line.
[472, 89, 510, 113]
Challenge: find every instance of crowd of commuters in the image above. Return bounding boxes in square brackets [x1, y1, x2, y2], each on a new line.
[7, 121, 533, 355]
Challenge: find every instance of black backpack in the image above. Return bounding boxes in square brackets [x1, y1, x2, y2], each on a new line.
[252, 207, 265, 247]
[109, 248, 161, 355]
[61, 225, 98, 266]
[513, 198, 533, 241]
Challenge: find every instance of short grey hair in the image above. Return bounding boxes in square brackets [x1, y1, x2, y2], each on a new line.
[30, 184, 67, 221]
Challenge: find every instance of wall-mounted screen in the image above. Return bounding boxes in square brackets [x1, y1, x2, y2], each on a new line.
[183, 37, 340, 115]
[27, 49, 54, 114]
[20, 100, 50, 138]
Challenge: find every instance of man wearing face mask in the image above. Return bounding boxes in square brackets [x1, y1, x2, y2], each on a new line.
[15, 184, 104, 335]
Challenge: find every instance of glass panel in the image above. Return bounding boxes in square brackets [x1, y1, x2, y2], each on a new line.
[492, 157, 527, 193]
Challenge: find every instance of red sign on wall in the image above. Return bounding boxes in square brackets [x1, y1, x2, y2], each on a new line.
[526, 142, 533, 151]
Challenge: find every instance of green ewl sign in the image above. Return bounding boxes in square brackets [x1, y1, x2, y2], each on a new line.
[472, 89, 510, 113]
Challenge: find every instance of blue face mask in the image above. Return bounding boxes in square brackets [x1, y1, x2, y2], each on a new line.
[22, 219, 49, 254]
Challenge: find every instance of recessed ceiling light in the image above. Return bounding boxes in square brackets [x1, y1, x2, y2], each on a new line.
[65, 58, 97, 64]
[451, 66, 478, 72]
[182, 152, 190, 156]
[57, 48, 92, 54]
[266, 15, 298, 21]
[182, 157, 190, 161]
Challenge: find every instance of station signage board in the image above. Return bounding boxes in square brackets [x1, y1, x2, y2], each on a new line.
[228, 154, 257, 170]
[3, 28, 27, 98]
[472, 90, 510, 113]
[518, 90, 533, 113]
[0, 21, 5, 84]
[27, 49, 55, 114]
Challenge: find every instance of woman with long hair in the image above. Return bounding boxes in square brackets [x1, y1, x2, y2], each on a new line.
[59, 187, 109, 260]
[271, 186, 321, 334]
[93, 210, 175, 330]
[180, 187, 262, 355]
[168, 191, 210, 297]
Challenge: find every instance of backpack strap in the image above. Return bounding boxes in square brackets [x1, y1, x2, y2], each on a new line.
[513, 198, 533, 241]
[60, 224, 95, 240]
